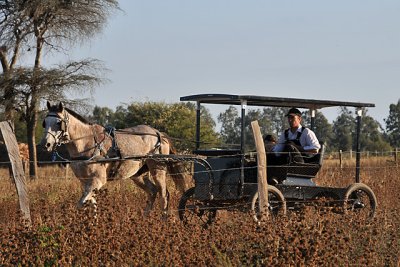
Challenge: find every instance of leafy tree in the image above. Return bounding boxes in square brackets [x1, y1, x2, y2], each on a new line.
[218, 106, 241, 148]
[330, 107, 391, 153]
[90, 106, 115, 126]
[257, 108, 274, 135]
[245, 108, 283, 151]
[385, 99, 400, 148]
[110, 101, 219, 152]
[242, 109, 263, 150]
[211, 103, 394, 155]
[218, 106, 286, 151]
[331, 107, 354, 152]
[112, 105, 129, 129]
[197, 104, 220, 150]
[0, 0, 119, 177]
[360, 114, 392, 152]
[303, 110, 333, 149]
[262, 107, 287, 136]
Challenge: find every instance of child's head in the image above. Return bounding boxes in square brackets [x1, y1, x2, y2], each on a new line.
[264, 134, 276, 144]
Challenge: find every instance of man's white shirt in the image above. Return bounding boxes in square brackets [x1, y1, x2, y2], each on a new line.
[273, 126, 321, 153]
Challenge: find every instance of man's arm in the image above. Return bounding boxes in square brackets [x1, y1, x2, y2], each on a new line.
[287, 142, 317, 153]
[301, 129, 321, 154]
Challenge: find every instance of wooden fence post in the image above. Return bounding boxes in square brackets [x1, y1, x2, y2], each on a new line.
[251, 120, 268, 221]
[0, 121, 31, 226]
[65, 163, 70, 179]
[339, 150, 343, 169]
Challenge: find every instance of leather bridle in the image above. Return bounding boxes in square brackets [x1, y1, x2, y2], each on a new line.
[43, 111, 70, 146]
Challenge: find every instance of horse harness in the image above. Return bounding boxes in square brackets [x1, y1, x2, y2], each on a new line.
[45, 111, 164, 162]
[43, 111, 106, 160]
[43, 112, 70, 145]
[112, 128, 164, 155]
[104, 127, 164, 179]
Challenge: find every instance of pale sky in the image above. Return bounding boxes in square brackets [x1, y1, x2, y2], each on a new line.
[53, 0, 399, 126]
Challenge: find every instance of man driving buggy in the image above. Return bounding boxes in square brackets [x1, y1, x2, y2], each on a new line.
[271, 108, 321, 164]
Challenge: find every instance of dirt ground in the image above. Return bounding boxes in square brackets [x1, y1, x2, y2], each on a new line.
[0, 159, 399, 266]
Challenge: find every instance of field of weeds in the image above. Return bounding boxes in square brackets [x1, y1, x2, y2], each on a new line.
[0, 158, 399, 266]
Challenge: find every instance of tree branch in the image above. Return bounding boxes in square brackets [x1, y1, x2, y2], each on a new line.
[0, 45, 8, 71]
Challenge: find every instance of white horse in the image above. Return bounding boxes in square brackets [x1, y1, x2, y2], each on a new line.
[40, 101, 188, 216]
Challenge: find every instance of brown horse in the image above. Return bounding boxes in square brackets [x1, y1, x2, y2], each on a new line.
[40, 101, 188, 216]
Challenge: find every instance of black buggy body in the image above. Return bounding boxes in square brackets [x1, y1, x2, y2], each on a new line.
[178, 94, 377, 226]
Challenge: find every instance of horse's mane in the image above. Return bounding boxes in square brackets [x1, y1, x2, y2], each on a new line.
[65, 107, 93, 125]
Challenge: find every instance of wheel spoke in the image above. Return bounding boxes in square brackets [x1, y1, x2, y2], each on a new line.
[251, 186, 286, 223]
[344, 183, 377, 220]
[179, 187, 217, 227]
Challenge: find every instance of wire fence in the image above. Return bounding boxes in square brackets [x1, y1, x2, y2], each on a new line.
[325, 149, 399, 160]
[0, 149, 398, 182]
[1, 149, 398, 216]
[1, 148, 399, 164]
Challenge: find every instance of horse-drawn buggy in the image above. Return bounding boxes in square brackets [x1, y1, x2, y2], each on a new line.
[41, 95, 377, 225]
[177, 94, 377, 226]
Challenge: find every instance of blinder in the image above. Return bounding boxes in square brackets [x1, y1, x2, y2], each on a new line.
[43, 114, 67, 131]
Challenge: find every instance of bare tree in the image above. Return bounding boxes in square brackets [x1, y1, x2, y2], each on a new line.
[0, 0, 120, 178]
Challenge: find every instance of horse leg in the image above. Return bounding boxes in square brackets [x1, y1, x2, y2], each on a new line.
[78, 182, 98, 209]
[111, 160, 159, 216]
[168, 162, 190, 193]
[76, 171, 107, 211]
[149, 166, 169, 217]
[131, 174, 158, 216]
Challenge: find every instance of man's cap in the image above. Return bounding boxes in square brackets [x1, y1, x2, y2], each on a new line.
[285, 108, 302, 117]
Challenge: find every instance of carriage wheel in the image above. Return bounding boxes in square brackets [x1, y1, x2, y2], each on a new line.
[178, 187, 217, 227]
[344, 183, 377, 219]
[251, 185, 286, 223]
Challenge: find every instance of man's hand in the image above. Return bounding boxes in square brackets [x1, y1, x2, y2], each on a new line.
[304, 148, 318, 154]
[285, 141, 304, 152]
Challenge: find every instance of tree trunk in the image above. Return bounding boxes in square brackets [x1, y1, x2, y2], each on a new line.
[3, 85, 16, 121]
[0, 47, 15, 121]
[26, 92, 39, 179]
[25, 32, 44, 179]
[27, 119, 38, 179]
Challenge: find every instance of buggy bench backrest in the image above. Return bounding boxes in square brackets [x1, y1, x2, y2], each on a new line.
[304, 141, 326, 166]
[286, 141, 326, 180]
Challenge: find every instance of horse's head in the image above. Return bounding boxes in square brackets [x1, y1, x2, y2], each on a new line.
[40, 101, 70, 151]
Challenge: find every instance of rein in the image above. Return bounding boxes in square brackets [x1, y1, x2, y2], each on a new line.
[45, 109, 165, 161]
[45, 111, 109, 161]
[52, 129, 108, 161]
[51, 126, 162, 162]
[68, 126, 110, 161]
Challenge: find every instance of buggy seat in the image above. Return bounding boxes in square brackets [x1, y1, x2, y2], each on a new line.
[267, 142, 326, 183]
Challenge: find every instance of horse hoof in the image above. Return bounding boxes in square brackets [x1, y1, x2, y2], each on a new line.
[161, 211, 169, 220]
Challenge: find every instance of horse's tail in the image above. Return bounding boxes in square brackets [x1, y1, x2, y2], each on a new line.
[161, 133, 191, 193]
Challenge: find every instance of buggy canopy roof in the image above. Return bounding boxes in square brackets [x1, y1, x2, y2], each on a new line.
[180, 94, 375, 110]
